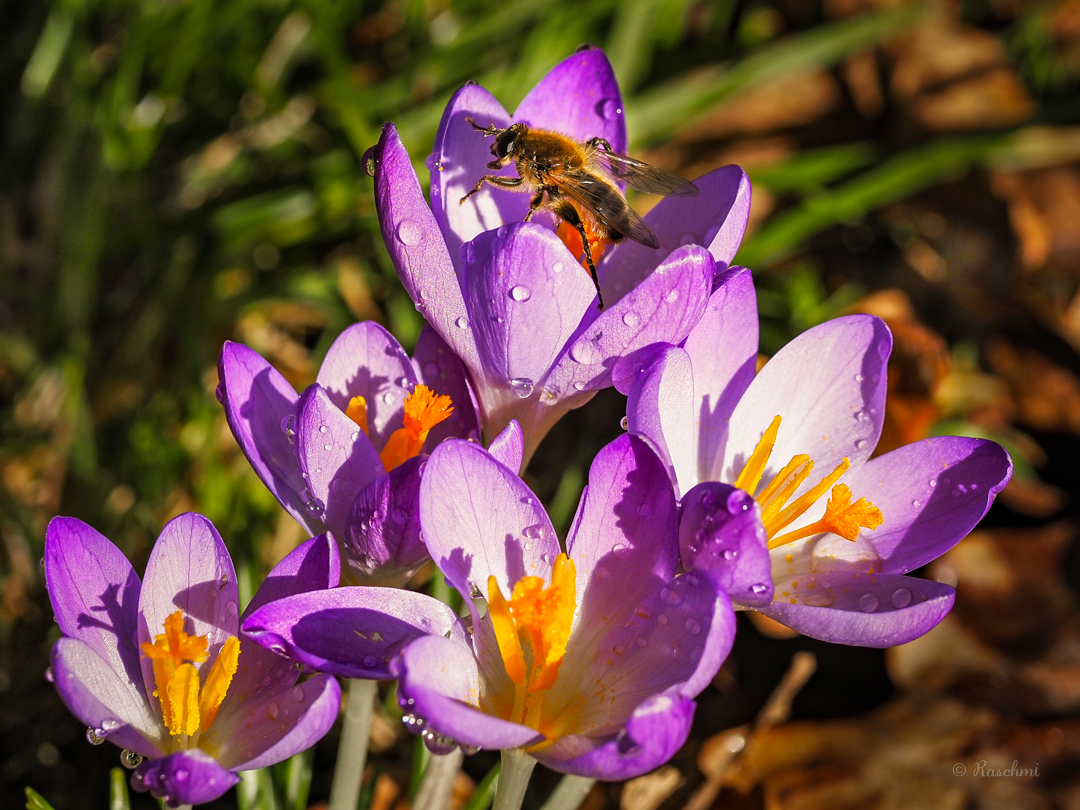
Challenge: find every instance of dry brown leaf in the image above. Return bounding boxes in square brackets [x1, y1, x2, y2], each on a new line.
[991, 167, 1080, 271]
[891, 16, 1005, 98]
[621, 766, 684, 810]
[686, 71, 840, 139]
[987, 340, 1080, 433]
[843, 50, 885, 117]
[913, 68, 1034, 131]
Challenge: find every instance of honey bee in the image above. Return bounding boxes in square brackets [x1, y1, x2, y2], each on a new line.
[460, 120, 699, 309]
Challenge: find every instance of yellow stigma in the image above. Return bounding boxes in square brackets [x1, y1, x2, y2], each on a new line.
[487, 554, 577, 730]
[379, 384, 454, 471]
[141, 611, 240, 739]
[735, 415, 883, 550]
[345, 396, 369, 436]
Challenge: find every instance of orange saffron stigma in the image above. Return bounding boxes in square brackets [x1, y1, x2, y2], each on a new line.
[487, 554, 577, 730]
[556, 219, 609, 270]
[140, 610, 240, 738]
[379, 384, 454, 471]
[345, 396, 369, 436]
[735, 415, 883, 551]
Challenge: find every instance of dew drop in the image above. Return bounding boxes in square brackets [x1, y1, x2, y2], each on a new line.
[891, 588, 912, 608]
[402, 713, 427, 733]
[722, 548, 738, 561]
[594, 567, 609, 581]
[911, 499, 921, 508]
[657, 613, 668, 625]
[613, 543, 630, 559]
[266, 701, 280, 720]
[44, 667, 53, 682]
[226, 601, 238, 617]
[319, 424, 328, 434]
[859, 593, 878, 612]
[281, 414, 296, 437]
[636, 636, 648, 647]
[573, 381, 586, 391]
[215, 382, 225, 404]
[120, 750, 143, 769]
[929, 479, 938, 488]
[523, 524, 543, 540]
[855, 439, 867, 450]
[613, 644, 626, 655]
[685, 618, 701, 635]
[750, 582, 769, 595]
[262, 676, 272, 687]
[86, 727, 105, 746]
[460, 743, 480, 756]
[598, 98, 623, 120]
[570, 340, 602, 365]
[305, 497, 326, 517]
[660, 588, 682, 606]
[362, 145, 379, 177]
[423, 728, 458, 755]
[509, 377, 534, 398]
[510, 284, 531, 302]
[293, 686, 305, 702]
[396, 220, 422, 246]
[620, 415, 629, 430]
[363, 655, 380, 669]
[455, 315, 469, 328]
[174, 768, 189, 782]
[622, 311, 639, 327]
[664, 288, 679, 304]
[804, 594, 835, 607]
[331, 478, 352, 494]
[854, 373, 864, 382]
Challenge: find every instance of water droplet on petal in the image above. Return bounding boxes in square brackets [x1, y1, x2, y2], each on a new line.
[120, 750, 143, 769]
[657, 613, 668, 625]
[226, 601, 238, 617]
[665, 288, 679, 304]
[636, 636, 648, 647]
[396, 220, 421, 246]
[293, 686, 305, 702]
[510, 284, 531, 302]
[423, 728, 458, 755]
[363, 655, 380, 669]
[523, 524, 543, 540]
[460, 743, 480, 756]
[804, 594, 835, 607]
[215, 383, 225, 403]
[510, 378, 534, 398]
[455, 315, 469, 328]
[911, 499, 921, 508]
[331, 478, 352, 494]
[614, 644, 626, 655]
[854, 373, 864, 382]
[362, 145, 379, 177]
[552, 261, 564, 274]
[751, 582, 769, 595]
[891, 588, 912, 608]
[266, 701, 280, 720]
[685, 618, 701, 635]
[594, 567, 608, 581]
[305, 497, 325, 517]
[44, 667, 53, 682]
[859, 593, 878, 612]
[722, 548, 738, 561]
[613, 543, 630, 559]
[620, 415, 629, 430]
[281, 414, 296, 437]
[622, 311, 639, 327]
[319, 424, 328, 434]
[86, 727, 105, 746]
[598, 98, 623, 120]
[660, 588, 682, 606]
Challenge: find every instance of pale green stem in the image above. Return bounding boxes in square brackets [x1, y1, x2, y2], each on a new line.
[328, 678, 378, 810]
[491, 749, 537, 810]
[539, 774, 596, 810]
[413, 748, 465, 810]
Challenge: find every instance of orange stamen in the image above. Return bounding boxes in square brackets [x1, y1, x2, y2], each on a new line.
[379, 384, 453, 471]
[345, 396, 369, 436]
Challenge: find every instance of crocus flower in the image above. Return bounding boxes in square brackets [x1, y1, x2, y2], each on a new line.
[44, 512, 341, 806]
[242, 432, 735, 779]
[219, 321, 480, 585]
[620, 266, 1013, 647]
[368, 46, 751, 466]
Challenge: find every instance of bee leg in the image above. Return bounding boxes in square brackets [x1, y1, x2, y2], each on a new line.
[459, 175, 524, 205]
[523, 190, 546, 222]
[585, 137, 614, 153]
[552, 200, 604, 309]
[465, 117, 501, 136]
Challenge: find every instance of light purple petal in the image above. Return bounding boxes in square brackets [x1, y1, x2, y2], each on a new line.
[464, 223, 596, 387]
[51, 638, 163, 757]
[315, 322, 416, 450]
[138, 514, 239, 710]
[760, 573, 955, 647]
[218, 342, 318, 534]
[413, 324, 482, 448]
[545, 244, 714, 399]
[842, 437, 1013, 574]
[599, 166, 750, 306]
[623, 345, 696, 495]
[562, 435, 678, 665]
[429, 83, 518, 267]
[717, 315, 892, 492]
[242, 587, 461, 680]
[342, 457, 428, 587]
[537, 689, 695, 780]
[242, 534, 341, 621]
[294, 384, 384, 541]
[393, 635, 543, 750]
[419, 439, 559, 601]
[682, 266, 759, 483]
[679, 484, 773, 606]
[515, 48, 627, 154]
[133, 749, 240, 806]
[548, 571, 734, 739]
[214, 672, 340, 771]
[373, 124, 480, 372]
[45, 517, 144, 695]
[487, 420, 524, 474]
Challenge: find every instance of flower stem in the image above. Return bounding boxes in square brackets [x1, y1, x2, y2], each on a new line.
[491, 749, 537, 810]
[412, 748, 465, 810]
[328, 678, 378, 810]
[539, 775, 595, 810]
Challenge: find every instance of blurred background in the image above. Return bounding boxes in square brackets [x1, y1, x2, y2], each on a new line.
[2, 0, 1080, 807]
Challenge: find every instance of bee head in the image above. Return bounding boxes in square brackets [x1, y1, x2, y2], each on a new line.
[491, 124, 527, 159]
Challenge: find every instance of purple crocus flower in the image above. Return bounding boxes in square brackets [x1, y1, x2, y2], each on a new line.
[219, 321, 479, 585]
[368, 47, 750, 466]
[242, 432, 735, 779]
[619, 266, 1014, 647]
[44, 512, 341, 806]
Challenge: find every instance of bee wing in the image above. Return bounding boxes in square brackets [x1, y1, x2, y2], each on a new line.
[593, 150, 699, 197]
[560, 171, 660, 249]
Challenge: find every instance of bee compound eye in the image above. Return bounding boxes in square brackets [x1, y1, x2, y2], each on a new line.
[494, 130, 518, 159]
